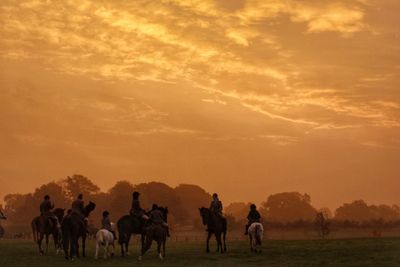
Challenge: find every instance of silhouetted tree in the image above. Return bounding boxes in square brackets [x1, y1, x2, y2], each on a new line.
[335, 200, 400, 223]
[225, 202, 251, 221]
[261, 192, 317, 223]
[108, 181, 135, 219]
[134, 182, 184, 224]
[32, 182, 69, 210]
[62, 174, 100, 200]
[314, 212, 330, 239]
[174, 184, 211, 227]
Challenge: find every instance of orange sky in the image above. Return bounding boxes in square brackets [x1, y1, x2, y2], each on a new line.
[0, 0, 399, 210]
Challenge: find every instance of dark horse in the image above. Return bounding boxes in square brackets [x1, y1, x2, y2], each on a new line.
[31, 208, 65, 255]
[62, 201, 96, 260]
[117, 207, 168, 257]
[199, 207, 227, 253]
[140, 207, 169, 260]
[117, 214, 144, 257]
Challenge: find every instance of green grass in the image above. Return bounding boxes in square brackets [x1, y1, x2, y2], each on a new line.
[0, 238, 399, 267]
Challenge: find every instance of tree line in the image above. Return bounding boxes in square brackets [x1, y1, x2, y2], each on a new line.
[1, 174, 400, 235]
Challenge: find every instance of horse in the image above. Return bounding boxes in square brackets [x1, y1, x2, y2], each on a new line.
[248, 222, 263, 253]
[117, 214, 144, 257]
[31, 208, 65, 255]
[95, 229, 115, 260]
[62, 201, 96, 260]
[139, 207, 169, 261]
[199, 207, 227, 253]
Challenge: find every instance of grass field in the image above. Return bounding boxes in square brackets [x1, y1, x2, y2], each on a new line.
[0, 238, 399, 267]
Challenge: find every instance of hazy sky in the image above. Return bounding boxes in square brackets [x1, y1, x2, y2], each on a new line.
[0, 0, 399, 210]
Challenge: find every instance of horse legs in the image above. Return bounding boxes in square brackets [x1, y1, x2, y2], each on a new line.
[45, 234, 49, 254]
[126, 234, 132, 256]
[38, 233, 44, 255]
[120, 242, 125, 257]
[249, 235, 253, 252]
[82, 235, 86, 257]
[157, 241, 163, 260]
[216, 233, 223, 254]
[206, 232, 212, 253]
[110, 242, 115, 257]
[223, 231, 227, 252]
[72, 235, 79, 258]
[162, 238, 166, 258]
[139, 236, 152, 260]
[103, 242, 108, 259]
[95, 242, 99, 259]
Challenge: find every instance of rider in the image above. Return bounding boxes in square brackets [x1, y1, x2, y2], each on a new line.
[244, 204, 261, 235]
[101, 211, 116, 239]
[209, 193, 223, 217]
[149, 204, 170, 237]
[39, 195, 60, 228]
[130, 191, 149, 225]
[71, 193, 87, 226]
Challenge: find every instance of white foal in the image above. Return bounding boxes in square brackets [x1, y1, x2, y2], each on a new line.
[95, 229, 115, 259]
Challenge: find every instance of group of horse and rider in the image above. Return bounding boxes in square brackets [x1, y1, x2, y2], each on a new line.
[34, 191, 264, 260]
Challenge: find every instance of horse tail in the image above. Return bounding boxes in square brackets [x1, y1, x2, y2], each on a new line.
[31, 219, 38, 242]
[97, 230, 104, 244]
[117, 218, 127, 245]
[255, 224, 262, 245]
[222, 217, 227, 233]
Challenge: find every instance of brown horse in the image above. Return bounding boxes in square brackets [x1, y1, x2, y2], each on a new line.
[62, 201, 96, 260]
[31, 208, 65, 255]
[199, 207, 227, 253]
[139, 207, 168, 260]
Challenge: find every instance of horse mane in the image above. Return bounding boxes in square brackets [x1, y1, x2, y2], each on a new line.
[78, 201, 96, 217]
[158, 206, 168, 222]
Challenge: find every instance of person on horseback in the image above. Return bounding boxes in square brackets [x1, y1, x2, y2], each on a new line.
[130, 191, 149, 227]
[210, 193, 223, 217]
[149, 204, 170, 237]
[39, 195, 60, 228]
[244, 204, 261, 235]
[71, 194, 88, 229]
[101, 211, 116, 239]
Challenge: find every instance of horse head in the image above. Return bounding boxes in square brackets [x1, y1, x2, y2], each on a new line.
[159, 206, 168, 222]
[199, 207, 210, 225]
[53, 208, 65, 222]
[84, 201, 96, 217]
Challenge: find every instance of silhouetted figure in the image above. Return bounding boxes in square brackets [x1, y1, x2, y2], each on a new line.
[40, 195, 60, 228]
[245, 204, 261, 235]
[210, 193, 223, 217]
[72, 194, 85, 219]
[101, 211, 116, 239]
[149, 204, 169, 237]
[130, 191, 149, 220]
